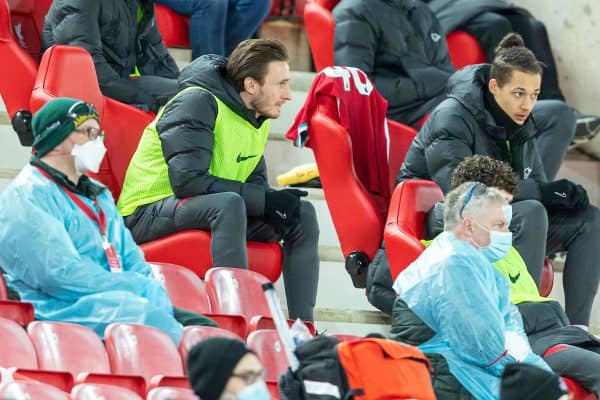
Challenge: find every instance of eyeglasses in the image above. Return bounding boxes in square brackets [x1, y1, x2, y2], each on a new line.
[231, 369, 266, 385]
[74, 126, 105, 140]
[459, 182, 488, 217]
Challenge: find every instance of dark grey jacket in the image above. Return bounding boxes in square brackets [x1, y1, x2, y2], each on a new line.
[156, 55, 270, 217]
[425, 0, 528, 34]
[397, 64, 547, 201]
[42, 0, 179, 110]
[333, 0, 455, 125]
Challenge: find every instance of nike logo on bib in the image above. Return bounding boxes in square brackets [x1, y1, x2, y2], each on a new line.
[509, 272, 521, 284]
[236, 153, 257, 163]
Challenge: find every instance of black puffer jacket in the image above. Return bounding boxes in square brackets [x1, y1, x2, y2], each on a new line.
[390, 298, 475, 399]
[397, 64, 546, 201]
[333, 0, 455, 125]
[155, 55, 270, 217]
[42, 0, 179, 109]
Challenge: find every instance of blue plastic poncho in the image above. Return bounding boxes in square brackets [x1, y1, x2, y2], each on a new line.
[0, 165, 183, 344]
[393, 231, 549, 400]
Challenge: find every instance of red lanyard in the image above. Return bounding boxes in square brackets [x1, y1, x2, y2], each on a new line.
[35, 166, 122, 272]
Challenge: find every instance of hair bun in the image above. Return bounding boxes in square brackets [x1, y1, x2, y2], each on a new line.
[495, 33, 525, 55]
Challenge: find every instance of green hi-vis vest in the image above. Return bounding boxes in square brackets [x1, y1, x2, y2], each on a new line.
[117, 86, 270, 216]
[422, 240, 551, 305]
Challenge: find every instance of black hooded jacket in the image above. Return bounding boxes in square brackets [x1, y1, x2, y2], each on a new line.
[42, 0, 179, 109]
[155, 55, 270, 217]
[397, 64, 547, 200]
[333, 0, 455, 125]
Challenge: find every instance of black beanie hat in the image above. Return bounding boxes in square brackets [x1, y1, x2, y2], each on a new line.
[501, 363, 568, 400]
[187, 337, 253, 400]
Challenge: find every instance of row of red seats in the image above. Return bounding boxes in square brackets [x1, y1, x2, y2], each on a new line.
[0, 380, 195, 400]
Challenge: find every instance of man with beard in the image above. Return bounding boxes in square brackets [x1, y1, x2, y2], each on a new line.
[117, 39, 320, 322]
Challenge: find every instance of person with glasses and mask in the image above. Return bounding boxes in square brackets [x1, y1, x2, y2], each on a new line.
[397, 32, 600, 327]
[390, 182, 550, 399]
[0, 98, 215, 345]
[187, 337, 269, 400]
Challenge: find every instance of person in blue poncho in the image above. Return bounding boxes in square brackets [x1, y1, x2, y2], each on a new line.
[390, 181, 549, 400]
[0, 98, 215, 344]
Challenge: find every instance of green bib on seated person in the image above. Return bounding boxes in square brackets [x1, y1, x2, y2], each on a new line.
[117, 86, 270, 216]
[422, 240, 551, 304]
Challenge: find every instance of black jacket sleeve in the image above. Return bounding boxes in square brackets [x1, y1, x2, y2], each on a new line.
[136, 13, 179, 79]
[157, 90, 267, 217]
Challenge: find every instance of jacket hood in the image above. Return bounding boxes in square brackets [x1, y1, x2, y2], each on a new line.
[446, 64, 536, 143]
[178, 55, 252, 119]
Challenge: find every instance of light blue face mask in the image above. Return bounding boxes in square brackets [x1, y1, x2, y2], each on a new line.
[474, 222, 513, 262]
[236, 379, 270, 400]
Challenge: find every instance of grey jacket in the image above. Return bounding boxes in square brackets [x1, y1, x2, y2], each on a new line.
[155, 55, 270, 217]
[42, 0, 179, 110]
[333, 0, 455, 125]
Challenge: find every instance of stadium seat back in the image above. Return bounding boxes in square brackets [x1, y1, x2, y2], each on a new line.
[0, 316, 38, 368]
[0, 0, 39, 119]
[27, 321, 111, 375]
[446, 30, 486, 69]
[150, 262, 212, 314]
[154, 3, 190, 48]
[71, 383, 143, 400]
[205, 268, 271, 322]
[309, 94, 384, 264]
[105, 323, 184, 383]
[384, 180, 444, 280]
[0, 380, 69, 399]
[246, 330, 288, 383]
[387, 120, 417, 191]
[303, 0, 338, 71]
[147, 387, 199, 400]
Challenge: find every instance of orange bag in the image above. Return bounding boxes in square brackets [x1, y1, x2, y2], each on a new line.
[337, 338, 436, 400]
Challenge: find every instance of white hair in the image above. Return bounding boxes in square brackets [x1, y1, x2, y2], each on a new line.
[444, 182, 508, 231]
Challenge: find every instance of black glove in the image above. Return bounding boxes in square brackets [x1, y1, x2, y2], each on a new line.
[539, 179, 589, 210]
[264, 189, 309, 231]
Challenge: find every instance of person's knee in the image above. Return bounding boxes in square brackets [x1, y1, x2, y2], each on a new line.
[538, 100, 576, 137]
[218, 192, 247, 218]
[297, 201, 320, 238]
[512, 200, 548, 233]
[582, 205, 600, 234]
[528, 17, 548, 37]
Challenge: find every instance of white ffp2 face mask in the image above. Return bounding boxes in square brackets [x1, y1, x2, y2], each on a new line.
[71, 138, 107, 174]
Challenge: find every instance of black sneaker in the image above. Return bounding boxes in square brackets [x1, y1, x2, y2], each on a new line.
[573, 114, 600, 145]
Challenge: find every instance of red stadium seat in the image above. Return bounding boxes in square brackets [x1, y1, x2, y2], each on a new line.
[179, 325, 242, 373]
[27, 321, 147, 396]
[154, 3, 190, 48]
[0, 273, 8, 300]
[205, 267, 315, 335]
[30, 44, 283, 282]
[0, 380, 69, 400]
[105, 323, 185, 387]
[246, 330, 289, 386]
[543, 345, 598, 400]
[0, 316, 37, 369]
[384, 180, 444, 281]
[71, 383, 143, 400]
[307, 94, 386, 286]
[446, 30, 486, 69]
[387, 120, 418, 190]
[147, 387, 199, 400]
[150, 262, 212, 314]
[303, 0, 337, 71]
[0, 300, 34, 326]
[0, 0, 46, 145]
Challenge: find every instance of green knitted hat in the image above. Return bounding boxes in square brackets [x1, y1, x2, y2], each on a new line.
[32, 98, 99, 157]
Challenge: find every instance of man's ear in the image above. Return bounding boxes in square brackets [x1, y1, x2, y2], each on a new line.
[488, 78, 499, 96]
[244, 76, 257, 95]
